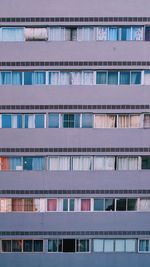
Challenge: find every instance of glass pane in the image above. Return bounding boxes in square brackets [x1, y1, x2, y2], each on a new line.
[35, 114, 44, 128]
[108, 72, 118, 84]
[12, 72, 22, 85]
[1, 72, 11, 84]
[2, 114, 11, 128]
[24, 72, 33, 85]
[108, 28, 118, 41]
[23, 240, 32, 252]
[125, 239, 136, 252]
[96, 72, 107, 84]
[115, 240, 125, 252]
[2, 240, 11, 252]
[12, 240, 22, 252]
[9, 157, 22, 171]
[104, 240, 114, 252]
[49, 114, 59, 128]
[32, 157, 45, 171]
[116, 199, 126, 211]
[93, 239, 103, 252]
[105, 199, 115, 211]
[139, 240, 149, 252]
[69, 199, 75, 211]
[120, 72, 130, 84]
[82, 114, 93, 128]
[48, 240, 58, 252]
[131, 72, 141, 84]
[47, 199, 57, 211]
[121, 27, 131, 40]
[145, 27, 150, 41]
[127, 199, 137, 211]
[77, 240, 89, 252]
[2, 28, 24, 41]
[96, 27, 108, 41]
[34, 240, 43, 252]
[63, 114, 80, 128]
[94, 199, 104, 211]
[63, 199, 68, 211]
[72, 156, 92, 170]
[34, 72, 46, 85]
[49, 72, 59, 85]
[142, 157, 150, 169]
[23, 157, 33, 170]
[24, 199, 33, 211]
[132, 27, 143, 40]
[81, 199, 91, 211]
[144, 115, 150, 128]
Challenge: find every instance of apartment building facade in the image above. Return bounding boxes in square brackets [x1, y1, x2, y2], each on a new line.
[0, 0, 150, 266]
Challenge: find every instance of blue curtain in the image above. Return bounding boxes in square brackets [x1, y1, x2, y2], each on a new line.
[1, 72, 11, 85]
[17, 114, 23, 128]
[12, 72, 22, 85]
[24, 72, 34, 85]
[139, 240, 149, 252]
[109, 28, 118, 41]
[9, 157, 22, 170]
[120, 72, 130, 84]
[2, 114, 11, 128]
[131, 72, 141, 84]
[82, 114, 93, 128]
[96, 72, 107, 84]
[121, 27, 131, 40]
[35, 114, 44, 128]
[49, 114, 59, 128]
[108, 72, 118, 84]
[32, 157, 45, 170]
[2, 28, 24, 41]
[34, 72, 46, 85]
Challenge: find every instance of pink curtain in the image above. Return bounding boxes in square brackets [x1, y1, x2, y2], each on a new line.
[47, 199, 57, 211]
[81, 199, 91, 211]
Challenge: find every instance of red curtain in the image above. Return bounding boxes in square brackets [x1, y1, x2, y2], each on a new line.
[81, 199, 91, 211]
[1, 157, 9, 170]
[47, 199, 57, 211]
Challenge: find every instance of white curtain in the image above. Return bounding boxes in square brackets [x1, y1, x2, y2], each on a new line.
[93, 239, 104, 252]
[0, 114, 2, 128]
[72, 157, 92, 170]
[104, 240, 114, 252]
[118, 115, 129, 128]
[28, 115, 35, 128]
[2, 28, 24, 41]
[117, 157, 139, 170]
[132, 27, 143, 40]
[39, 199, 46, 212]
[0, 199, 12, 212]
[50, 72, 60, 85]
[77, 27, 94, 41]
[130, 115, 140, 128]
[25, 28, 48, 41]
[59, 157, 70, 170]
[115, 240, 125, 252]
[49, 27, 65, 41]
[125, 240, 136, 252]
[11, 115, 18, 128]
[82, 72, 94, 85]
[94, 115, 115, 128]
[94, 157, 115, 170]
[96, 27, 107, 40]
[49, 157, 59, 170]
[33, 199, 40, 212]
[144, 71, 150, 85]
[71, 72, 82, 85]
[60, 72, 70, 85]
[139, 199, 150, 211]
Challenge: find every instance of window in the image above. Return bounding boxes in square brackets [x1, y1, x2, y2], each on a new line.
[60, 72, 70, 85]
[118, 115, 140, 128]
[23, 157, 45, 171]
[24, 72, 46, 85]
[125, 240, 136, 252]
[63, 114, 80, 128]
[127, 199, 137, 211]
[11, 198, 39, 212]
[117, 157, 139, 170]
[48, 239, 62, 252]
[63, 239, 76, 252]
[81, 199, 91, 211]
[116, 199, 127, 211]
[94, 115, 116, 128]
[139, 199, 150, 211]
[94, 157, 115, 170]
[120, 72, 130, 84]
[132, 27, 143, 40]
[145, 27, 150, 41]
[25, 28, 48, 41]
[144, 114, 150, 128]
[49, 114, 60, 128]
[108, 72, 118, 84]
[82, 71, 94, 85]
[76, 240, 89, 252]
[34, 240, 43, 252]
[47, 199, 57, 211]
[96, 72, 107, 84]
[139, 240, 150, 252]
[48, 156, 70, 171]
[131, 72, 141, 84]
[49, 27, 66, 41]
[94, 199, 104, 211]
[12, 240, 22, 252]
[25, 114, 45, 128]
[108, 27, 118, 41]
[96, 27, 108, 41]
[104, 240, 114, 252]
[93, 239, 104, 252]
[105, 199, 115, 211]
[72, 156, 92, 170]
[2, 240, 11, 252]
[144, 70, 150, 85]
[82, 114, 93, 128]
[121, 27, 131, 40]
[63, 199, 75, 211]
[77, 27, 94, 41]
[71, 72, 82, 85]
[142, 157, 150, 169]
[1, 114, 22, 128]
[2, 28, 24, 41]
[115, 240, 125, 252]
[49, 72, 60, 85]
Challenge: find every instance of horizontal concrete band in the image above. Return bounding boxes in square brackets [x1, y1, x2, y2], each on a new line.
[0, 190, 149, 194]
